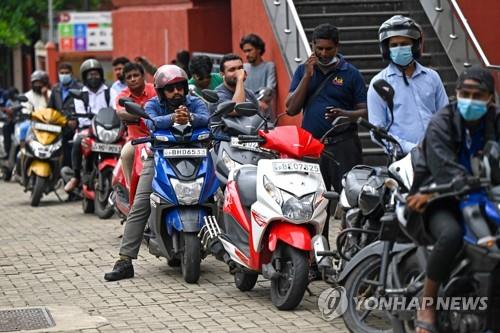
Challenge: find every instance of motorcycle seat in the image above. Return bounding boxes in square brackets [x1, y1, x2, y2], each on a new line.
[234, 165, 257, 207]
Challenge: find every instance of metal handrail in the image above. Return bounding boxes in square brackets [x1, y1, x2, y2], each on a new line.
[286, 0, 311, 56]
[448, 0, 500, 70]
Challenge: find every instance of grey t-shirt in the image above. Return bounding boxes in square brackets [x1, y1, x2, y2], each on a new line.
[243, 61, 277, 94]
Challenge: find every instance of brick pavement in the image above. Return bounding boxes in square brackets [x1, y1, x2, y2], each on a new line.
[0, 181, 348, 332]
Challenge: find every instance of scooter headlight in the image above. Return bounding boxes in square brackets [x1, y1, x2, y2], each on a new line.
[96, 125, 120, 144]
[282, 193, 315, 221]
[263, 175, 283, 206]
[170, 177, 204, 205]
[222, 150, 241, 172]
[29, 139, 62, 159]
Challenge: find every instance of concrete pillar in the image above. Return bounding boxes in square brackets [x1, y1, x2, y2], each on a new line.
[45, 42, 59, 86]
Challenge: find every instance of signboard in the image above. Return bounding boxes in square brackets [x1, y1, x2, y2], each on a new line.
[58, 12, 113, 52]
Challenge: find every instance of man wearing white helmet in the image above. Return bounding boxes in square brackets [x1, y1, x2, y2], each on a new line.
[368, 15, 449, 154]
[104, 64, 209, 281]
[23, 70, 51, 112]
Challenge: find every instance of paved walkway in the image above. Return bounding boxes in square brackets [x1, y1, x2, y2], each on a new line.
[0, 181, 348, 332]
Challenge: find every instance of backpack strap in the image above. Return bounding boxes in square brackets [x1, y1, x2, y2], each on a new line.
[105, 88, 111, 107]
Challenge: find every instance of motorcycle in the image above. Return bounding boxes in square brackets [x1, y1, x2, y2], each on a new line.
[124, 101, 219, 284]
[201, 104, 336, 310]
[68, 89, 126, 218]
[0, 96, 26, 181]
[18, 106, 68, 206]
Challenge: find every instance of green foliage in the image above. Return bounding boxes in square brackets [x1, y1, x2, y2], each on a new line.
[0, 0, 111, 47]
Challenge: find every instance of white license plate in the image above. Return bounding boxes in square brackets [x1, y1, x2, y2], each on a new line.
[163, 148, 207, 158]
[272, 161, 320, 174]
[230, 137, 260, 151]
[92, 142, 122, 154]
[33, 122, 62, 133]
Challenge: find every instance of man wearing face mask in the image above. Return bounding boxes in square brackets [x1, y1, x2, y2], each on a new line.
[286, 23, 368, 245]
[104, 65, 209, 281]
[404, 67, 497, 333]
[48, 63, 83, 168]
[368, 15, 449, 154]
[64, 58, 117, 193]
[23, 70, 51, 113]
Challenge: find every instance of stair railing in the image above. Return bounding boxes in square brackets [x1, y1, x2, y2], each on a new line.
[263, 0, 311, 76]
[419, 0, 499, 99]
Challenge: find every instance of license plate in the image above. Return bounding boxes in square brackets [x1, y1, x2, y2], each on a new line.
[230, 137, 261, 152]
[33, 122, 62, 133]
[92, 142, 122, 154]
[272, 161, 320, 174]
[163, 148, 207, 158]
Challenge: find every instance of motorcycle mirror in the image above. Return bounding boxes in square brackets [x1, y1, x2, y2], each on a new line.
[118, 97, 133, 107]
[15, 95, 28, 103]
[323, 191, 339, 201]
[384, 178, 399, 191]
[373, 79, 395, 110]
[234, 102, 258, 117]
[69, 89, 89, 106]
[200, 89, 219, 104]
[211, 101, 236, 118]
[124, 101, 151, 120]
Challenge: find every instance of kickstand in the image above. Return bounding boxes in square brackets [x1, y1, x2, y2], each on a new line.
[306, 286, 314, 297]
[53, 190, 63, 203]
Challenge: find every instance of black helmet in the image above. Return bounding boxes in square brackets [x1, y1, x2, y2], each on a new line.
[30, 70, 49, 85]
[378, 15, 423, 61]
[80, 58, 104, 86]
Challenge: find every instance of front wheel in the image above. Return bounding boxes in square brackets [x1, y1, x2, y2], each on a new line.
[181, 232, 201, 284]
[342, 256, 393, 333]
[235, 270, 258, 291]
[270, 243, 309, 310]
[94, 167, 114, 219]
[30, 175, 48, 207]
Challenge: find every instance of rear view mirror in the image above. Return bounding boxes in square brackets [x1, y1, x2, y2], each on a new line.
[69, 89, 89, 106]
[118, 97, 133, 107]
[373, 79, 395, 112]
[234, 102, 258, 117]
[124, 101, 150, 119]
[211, 101, 236, 118]
[200, 89, 219, 104]
[15, 95, 28, 103]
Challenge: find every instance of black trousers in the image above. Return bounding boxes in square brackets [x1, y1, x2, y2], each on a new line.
[426, 208, 463, 282]
[71, 135, 84, 180]
[2, 121, 14, 158]
[319, 135, 363, 241]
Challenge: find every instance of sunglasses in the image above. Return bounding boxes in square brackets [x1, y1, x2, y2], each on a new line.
[164, 82, 185, 93]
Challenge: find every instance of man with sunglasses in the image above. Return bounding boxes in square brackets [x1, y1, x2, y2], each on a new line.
[368, 15, 449, 154]
[104, 65, 209, 281]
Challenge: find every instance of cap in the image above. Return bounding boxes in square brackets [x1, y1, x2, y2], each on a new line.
[457, 66, 495, 94]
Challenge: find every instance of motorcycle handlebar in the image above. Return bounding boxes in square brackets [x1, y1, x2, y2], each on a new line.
[357, 117, 399, 145]
[131, 137, 152, 145]
[419, 177, 489, 195]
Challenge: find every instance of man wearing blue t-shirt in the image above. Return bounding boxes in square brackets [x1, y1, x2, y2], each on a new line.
[286, 23, 367, 241]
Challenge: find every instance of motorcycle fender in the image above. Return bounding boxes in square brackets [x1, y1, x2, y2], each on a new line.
[337, 241, 415, 283]
[98, 158, 117, 172]
[28, 160, 51, 177]
[268, 223, 312, 252]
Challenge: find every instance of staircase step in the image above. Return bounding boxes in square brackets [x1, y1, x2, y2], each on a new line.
[304, 24, 436, 41]
[294, 0, 403, 14]
[299, 11, 410, 27]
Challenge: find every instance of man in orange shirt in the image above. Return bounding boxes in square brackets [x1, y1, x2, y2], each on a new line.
[115, 62, 156, 186]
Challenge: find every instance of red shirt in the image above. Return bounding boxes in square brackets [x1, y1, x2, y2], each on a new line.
[116, 83, 156, 139]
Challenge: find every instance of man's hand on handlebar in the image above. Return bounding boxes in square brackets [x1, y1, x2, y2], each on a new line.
[406, 193, 433, 213]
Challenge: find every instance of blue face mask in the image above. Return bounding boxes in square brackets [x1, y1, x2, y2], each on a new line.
[457, 97, 488, 121]
[58, 74, 72, 85]
[389, 45, 413, 66]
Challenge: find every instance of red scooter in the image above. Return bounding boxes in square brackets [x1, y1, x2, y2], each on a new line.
[68, 89, 126, 219]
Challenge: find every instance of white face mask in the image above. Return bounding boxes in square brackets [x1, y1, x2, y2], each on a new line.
[318, 56, 338, 67]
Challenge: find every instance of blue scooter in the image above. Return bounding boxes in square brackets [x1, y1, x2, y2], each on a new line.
[124, 101, 219, 283]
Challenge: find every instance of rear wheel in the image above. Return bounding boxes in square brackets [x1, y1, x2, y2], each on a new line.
[235, 270, 258, 291]
[181, 232, 201, 284]
[270, 243, 309, 310]
[94, 167, 114, 219]
[30, 175, 47, 207]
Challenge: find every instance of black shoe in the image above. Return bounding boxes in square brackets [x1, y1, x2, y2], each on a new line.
[309, 263, 322, 282]
[104, 259, 134, 281]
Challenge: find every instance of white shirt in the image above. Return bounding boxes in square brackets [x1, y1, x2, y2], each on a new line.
[22, 89, 51, 113]
[74, 84, 117, 128]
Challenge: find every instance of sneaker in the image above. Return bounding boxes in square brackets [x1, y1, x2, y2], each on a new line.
[104, 259, 134, 281]
[64, 177, 80, 193]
